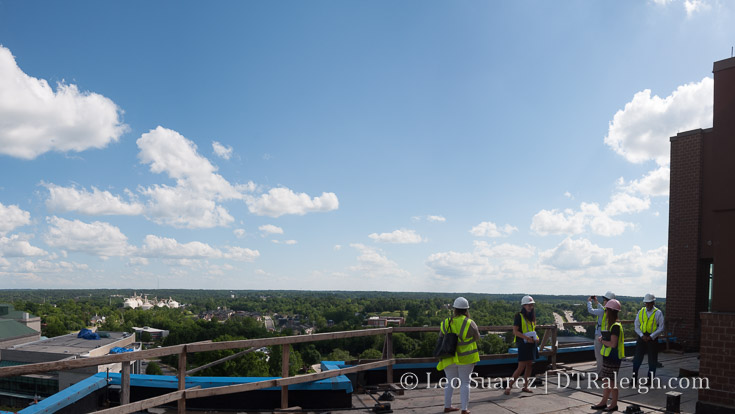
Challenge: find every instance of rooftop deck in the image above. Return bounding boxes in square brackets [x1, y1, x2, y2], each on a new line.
[354, 352, 700, 414]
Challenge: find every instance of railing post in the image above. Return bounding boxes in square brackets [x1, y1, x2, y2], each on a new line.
[551, 326, 558, 370]
[120, 360, 130, 405]
[281, 343, 290, 409]
[386, 330, 393, 384]
[178, 347, 187, 414]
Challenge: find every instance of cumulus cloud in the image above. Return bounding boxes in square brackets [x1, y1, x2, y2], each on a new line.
[685, 0, 710, 16]
[428, 215, 446, 222]
[136, 127, 246, 228]
[272, 239, 298, 245]
[469, 221, 518, 238]
[246, 187, 338, 217]
[44, 216, 134, 258]
[539, 238, 613, 269]
[604, 78, 713, 166]
[44, 183, 144, 215]
[0, 202, 31, 235]
[139, 234, 260, 262]
[212, 141, 233, 160]
[618, 166, 670, 197]
[349, 243, 410, 278]
[259, 224, 284, 235]
[0, 46, 128, 160]
[233, 228, 246, 238]
[141, 185, 235, 229]
[472, 241, 536, 259]
[426, 241, 535, 280]
[369, 229, 424, 244]
[532, 191, 649, 237]
[0, 235, 47, 257]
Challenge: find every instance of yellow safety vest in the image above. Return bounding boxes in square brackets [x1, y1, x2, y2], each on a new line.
[436, 315, 480, 371]
[638, 307, 659, 334]
[601, 322, 625, 359]
[513, 314, 536, 344]
[600, 312, 607, 333]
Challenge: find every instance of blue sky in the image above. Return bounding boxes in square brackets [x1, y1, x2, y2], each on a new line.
[0, 1, 731, 295]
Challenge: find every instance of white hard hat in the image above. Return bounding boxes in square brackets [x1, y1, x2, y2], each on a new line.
[521, 295, 535, 305]
[643, 293, 656, 303]
[453, 297, 470, 309]
[602, 291, 616, 300]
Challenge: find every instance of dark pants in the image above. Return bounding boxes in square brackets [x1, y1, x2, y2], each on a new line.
[632, 336, 658, 377]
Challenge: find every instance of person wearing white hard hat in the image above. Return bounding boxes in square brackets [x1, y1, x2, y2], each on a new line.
[504, 295, 538, 396]
[591, 299, 624, 412]
[632, 293, 664, 386]
[437, 297, 480, 414]
[587, 291, 616, 377]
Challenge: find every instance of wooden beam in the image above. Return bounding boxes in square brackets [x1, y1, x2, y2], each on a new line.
[92, 390, 185, 414]
[177, 348, 187, 414]
[281, 343, 289, 409]
[385, 333, 393, 384]
[120, 362, 130, 406]
[186, 347, 257, 376]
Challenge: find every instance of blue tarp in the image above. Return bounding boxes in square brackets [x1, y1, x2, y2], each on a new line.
[77, 329, 100, 340]
[109, 347, 134, 354]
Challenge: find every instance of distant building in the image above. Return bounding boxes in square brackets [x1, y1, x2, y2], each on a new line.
[666, 56, 735, 412]
[0, 331, 137, 406]
[132, 326, 169, 341]
[365, 316, 405, 327]
[0, 304, 41, 333]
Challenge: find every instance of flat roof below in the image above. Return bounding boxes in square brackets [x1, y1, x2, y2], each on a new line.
[10, 331, 131, 355]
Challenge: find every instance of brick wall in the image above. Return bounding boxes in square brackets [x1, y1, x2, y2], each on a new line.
[698, 312, 735, 409]
[666, 131, 705, 350]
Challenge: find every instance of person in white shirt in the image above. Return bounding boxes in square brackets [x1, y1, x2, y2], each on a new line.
[587, 291, 616, 377]
[632, 293, 665, 385]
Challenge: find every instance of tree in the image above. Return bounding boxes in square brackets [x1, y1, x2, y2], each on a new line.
[146, 361, 163, 375]
[359, 348, 383, 360]
[326, 348, 352, 362]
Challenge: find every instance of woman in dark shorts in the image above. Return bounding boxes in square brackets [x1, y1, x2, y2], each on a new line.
[592, 299, 623, 412]
[504, 295, 538, 395]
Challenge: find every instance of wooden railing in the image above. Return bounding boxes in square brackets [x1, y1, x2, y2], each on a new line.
[0, 324, 564, 414]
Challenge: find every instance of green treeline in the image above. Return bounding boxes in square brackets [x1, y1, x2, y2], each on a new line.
[1, 290, 664, 377]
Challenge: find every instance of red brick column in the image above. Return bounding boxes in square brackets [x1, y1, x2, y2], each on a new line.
[698, 312, 735, 411]
[666, 131, 705, 350]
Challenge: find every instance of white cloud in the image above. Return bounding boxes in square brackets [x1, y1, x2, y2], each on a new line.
[259, 224, 284, 235]
[272, 239, 298, 245]
[603, 193, 651, 216]
[532, 195, 645, 237]
[685, 0, 710, 16]
[564, 191, 573, 199]
[0, 46, 128, 160]
[619, 166, 670, 197]
[246, 187, 339, 217]
[44, 183, 144, 215]
[212, 141, 233, 160]
[136, 127, 245, 228]
[128, 257, 149, 266]
[368, 229, 424, 244]
[223, 246, 260, 261]
[44, 216, 134, 258]
[141, 185, 235, 229]
[428, 215, 446, 222]
[469, 221, 518, 238]
[539, 238, 613, 270]
[604, 78, 713, 166]
[334, 244, 342, 251]
[141, 235, 222, 258]
[472, 241, 536, 259]
[426, 250, 494, 279]
[0, 202, 31, 235]
[349, 243, 410, 278]
[0, 235, 47, 257]
[233, 228, 246, 238]
[137, 127, 242, 199]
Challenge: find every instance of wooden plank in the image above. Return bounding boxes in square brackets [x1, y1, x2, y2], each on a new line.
[178, 349, 187, 414]
[0, 345, 187, 378]
[386, 333, 393, 384]
[281, 344, 290, 409]
[186, 347, 257, 375]
[185, 360, 393, 400]
[120, 362, 130, 405]
[186, 327, 393, 353]
[92, 390, 185, 414]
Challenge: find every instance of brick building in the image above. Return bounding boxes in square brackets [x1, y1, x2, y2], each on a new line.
[667, 56, 735, 413]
